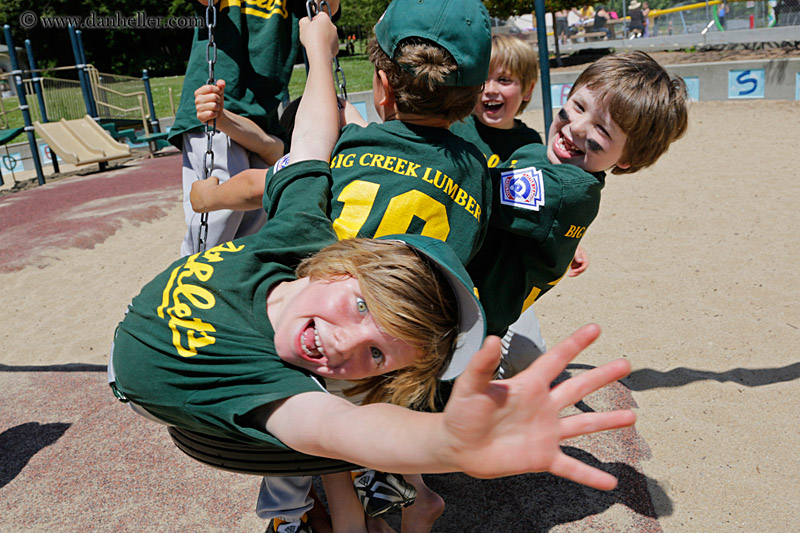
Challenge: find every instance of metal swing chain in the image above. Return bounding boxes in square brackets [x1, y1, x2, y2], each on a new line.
[199, 0, 218, 253]
[306, 0, 347, 103]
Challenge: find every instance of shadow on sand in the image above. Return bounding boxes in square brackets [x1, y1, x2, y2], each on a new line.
[0, 422, 71, 488]
[372, 447, 672, 531]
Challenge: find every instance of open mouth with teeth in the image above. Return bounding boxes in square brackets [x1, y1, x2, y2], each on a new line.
[554, 131, 584, 159]
[482, 100, 504, 113]
[300, 320, 326, 360]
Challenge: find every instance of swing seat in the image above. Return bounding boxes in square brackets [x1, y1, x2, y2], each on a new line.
[167, 426, 359, 476]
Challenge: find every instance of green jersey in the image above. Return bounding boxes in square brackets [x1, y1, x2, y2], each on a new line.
[328, 121, 492, 264]
[450, 114, 543, 169]
[467, 144, 604, 336]
[168, 0, 301, 148]
[112, 161, 336, 447]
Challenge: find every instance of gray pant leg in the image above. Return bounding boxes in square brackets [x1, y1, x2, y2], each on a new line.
[256, 476, 314, 522]
[499, 306, 547, 378]
[180, 132, 268, 256]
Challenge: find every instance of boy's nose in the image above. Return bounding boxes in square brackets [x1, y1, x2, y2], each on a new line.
[331, 326, 368, 364]
[570, 116, 589, 139]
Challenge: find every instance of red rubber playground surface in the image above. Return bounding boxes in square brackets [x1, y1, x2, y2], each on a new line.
[0, 154, 662, 531]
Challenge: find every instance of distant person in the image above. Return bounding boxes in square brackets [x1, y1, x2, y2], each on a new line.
[628, 0, 645, 37]
[590, 5, 613, 39]
[718, 0, 729, 29]
[555, 8, 570, 44]
[642, 1, 652, 36]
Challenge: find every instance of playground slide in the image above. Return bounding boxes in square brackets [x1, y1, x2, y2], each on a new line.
[34, 116, 131, 166]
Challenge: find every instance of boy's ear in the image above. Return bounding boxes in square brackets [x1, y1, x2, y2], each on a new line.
[615, 161, 631, 170]
[375, 70, 396, 108]
[522, 82, 535, 102]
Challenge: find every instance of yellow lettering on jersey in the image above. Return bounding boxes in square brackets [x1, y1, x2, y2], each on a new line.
[332, 180, 381, 239]
[382, 156, 396, 171]
[487, 154, 500, 168]
[223, 0, 290, 20]
[157, 242, 244, 357]
[442, 176, 459, 199]
[392, 158, 407, 175]
[565, 225, 586, 238]
[404, 161, 421, 177]
[466, 195, 477, 215]
[338, 151, 482, 222]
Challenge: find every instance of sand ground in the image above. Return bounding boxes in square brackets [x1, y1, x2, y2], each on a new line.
[1, 99, 798, 531]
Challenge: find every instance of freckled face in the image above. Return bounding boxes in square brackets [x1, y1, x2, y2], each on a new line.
[547, 86, 630, 173]
[272, 276, 421, 380]
[474, 66, 533, 130]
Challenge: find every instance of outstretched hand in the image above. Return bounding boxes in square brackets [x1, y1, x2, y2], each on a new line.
[441, 324, 634, 490]
[195, 79, 225, 124]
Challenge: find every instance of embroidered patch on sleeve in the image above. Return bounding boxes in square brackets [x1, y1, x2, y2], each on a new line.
[273, 154, 291, 173]
[499, 167, 545, 211]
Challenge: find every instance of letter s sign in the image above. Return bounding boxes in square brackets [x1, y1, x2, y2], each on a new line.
[728, 69, 765, 99]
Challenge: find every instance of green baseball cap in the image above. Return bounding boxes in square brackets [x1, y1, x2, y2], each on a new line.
[374, 0, 491, 87]
[378, 234, 486, 380]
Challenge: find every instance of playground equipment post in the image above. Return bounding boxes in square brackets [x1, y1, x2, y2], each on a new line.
[25, 38, 59, 173]
[68, 25, 97, 118]
[533, 0, 553, 141]
[141, 69, 161, 134]
[2, 25, 45, 186]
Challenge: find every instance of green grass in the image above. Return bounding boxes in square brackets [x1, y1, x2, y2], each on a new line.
[0, 53, 374, 139]
[287, 53, 375, 99]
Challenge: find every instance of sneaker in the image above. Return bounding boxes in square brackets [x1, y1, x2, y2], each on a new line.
[351, 469, 417, 517]
[266, 513, 312, 533]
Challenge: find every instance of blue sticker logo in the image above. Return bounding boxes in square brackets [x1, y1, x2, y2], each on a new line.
[500, 167, 545, 211]
[273, 153, 290, 173]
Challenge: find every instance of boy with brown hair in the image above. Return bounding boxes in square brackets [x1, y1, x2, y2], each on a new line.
[192, 0, 494, 267]
[469, 51, 690, 377]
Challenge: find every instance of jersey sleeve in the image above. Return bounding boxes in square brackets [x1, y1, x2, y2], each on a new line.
[468, 145, 605, 335]
[257, 158, 338, 260]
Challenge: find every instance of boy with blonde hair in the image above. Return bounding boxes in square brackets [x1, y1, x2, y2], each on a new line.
[450, 33, 543, 167]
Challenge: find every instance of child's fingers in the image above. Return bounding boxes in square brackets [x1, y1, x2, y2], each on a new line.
[550, 358, 631, 408]
[558, 410, 637, 441]
[455, 336, 503, 391]
[522, 324, 601, 385]
[548, 452, 619, 491]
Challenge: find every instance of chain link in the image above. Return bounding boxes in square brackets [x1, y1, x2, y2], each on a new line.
[199, 0, 218, 253]
[305, 1, 348, 104]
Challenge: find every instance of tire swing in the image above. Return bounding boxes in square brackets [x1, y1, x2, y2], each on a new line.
[169, 0, 355, 477]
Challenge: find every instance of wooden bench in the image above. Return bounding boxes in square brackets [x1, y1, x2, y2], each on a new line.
[568, 30, 608, 42]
